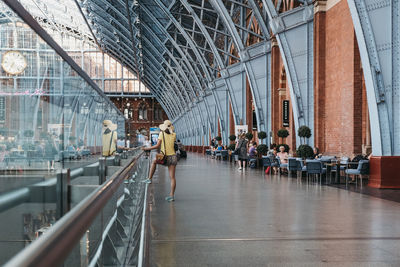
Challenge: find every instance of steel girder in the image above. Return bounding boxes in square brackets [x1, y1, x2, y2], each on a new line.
[139, 5, 212, 142]
[149, 0, 228, 142]
[262, 0, 314, 146]
[75, 0, 318, 148]
[209, 0, 267, 133]
[347, 0, 399, 156]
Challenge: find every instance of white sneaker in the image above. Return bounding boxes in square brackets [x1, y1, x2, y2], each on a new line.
[238, 167, 242, 170]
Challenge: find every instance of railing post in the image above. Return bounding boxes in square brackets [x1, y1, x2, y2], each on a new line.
[56, 169, 70, 219]
[114, 154, 121, 166]
[99, 157, 107, 184]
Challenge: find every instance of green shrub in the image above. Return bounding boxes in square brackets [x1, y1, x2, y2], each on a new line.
[256, 144, 268, 155]
[257, 131, 267, 140]
[298, 125, 311, 144]
[277, 144, 290, 153]
[245, 132, 253, 140]
[215, 136, 222, 141]
[69, 136, 76, 142]
[229, 135, 236, 141]
[277, 129, 289, 138]
[228, 144, 236, 151]
[296, 144, 314, 158]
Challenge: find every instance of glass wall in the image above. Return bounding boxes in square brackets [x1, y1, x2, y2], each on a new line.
[0, 3, 125, 172]
[16, 0, 151, 95]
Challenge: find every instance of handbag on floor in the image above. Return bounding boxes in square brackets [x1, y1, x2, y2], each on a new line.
[155, 131, 166, 165]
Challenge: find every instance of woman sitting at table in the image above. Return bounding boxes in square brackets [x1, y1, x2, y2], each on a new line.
[277, 145, 289, 164]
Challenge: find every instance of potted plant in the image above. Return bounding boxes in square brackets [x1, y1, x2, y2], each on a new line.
[228, 143, 236, 162]
[245, 132, 253, 141]
[215, 136, 222, 144]
[228, 143, 236, 151]
[229, 134, 236, 143]
[257, 131, 267, 144]
[298, 125, 311, 144]
[296, 144, 313, 159]
[277, 128, 289, 144]
[256, 144, 268, 155]
[256, 144, 268, 166]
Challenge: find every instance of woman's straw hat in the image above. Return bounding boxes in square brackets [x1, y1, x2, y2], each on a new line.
[159, 120, 174, 132]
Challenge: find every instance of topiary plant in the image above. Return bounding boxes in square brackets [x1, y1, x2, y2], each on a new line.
[298, 125, 311, 144]
[257, 131, 267, 140]
[69, 136, 76, 142]
[228, 144, 236, 151]
[229, 135, 237, 142]
[296, 144, 314, 158]
[277, 129, 289, 138]
[245, 132, 253, 140]
[215, 136, 222, 142]
[256, 144, 268, 155]
[277, 143, 290, 153]
[277, 128, 289, 144]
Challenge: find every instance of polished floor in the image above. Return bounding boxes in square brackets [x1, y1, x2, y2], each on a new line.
[148, 153, 400, 266]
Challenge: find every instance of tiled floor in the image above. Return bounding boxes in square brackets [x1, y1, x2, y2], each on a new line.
[148, 153, 400, 266]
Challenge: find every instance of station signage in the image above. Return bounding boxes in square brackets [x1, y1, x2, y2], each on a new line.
[283, 100, 289, 127]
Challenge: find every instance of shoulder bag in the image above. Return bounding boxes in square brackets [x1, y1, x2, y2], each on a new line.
[108, 131, 116, 156]
[155, 131, 167, 165]
[233, 140, 242, 155]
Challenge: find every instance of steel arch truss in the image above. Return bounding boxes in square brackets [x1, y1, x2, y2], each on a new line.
[347, 0, 399, 156]
[76, 0, 315, 147]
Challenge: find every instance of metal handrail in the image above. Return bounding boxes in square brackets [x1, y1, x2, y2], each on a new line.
[4, 150, 144, 267]
[0, 158, 97, 213]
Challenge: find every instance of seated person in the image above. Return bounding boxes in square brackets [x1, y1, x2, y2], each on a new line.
[67, 144, 75, 152]
[313, 147, 322, 159]
[277, 145, 289, 164]
[267, 144, 277, 157]
[217, 144, 223, 151]
[248, 142, 257, 159]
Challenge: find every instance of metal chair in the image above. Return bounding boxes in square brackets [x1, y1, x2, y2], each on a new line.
[331, 157, 349, 182]
[345, 160, 369, 187]
[215, 150, 222, 160]
[288, 158, 298, 177]
[221, 150, 229, 160]
[262, 156, 272, 173]
[262, 156, 278, 174]
[295, 159, 307, 179]
[276, 157, 288, 175]
[306, 160, 326, 184]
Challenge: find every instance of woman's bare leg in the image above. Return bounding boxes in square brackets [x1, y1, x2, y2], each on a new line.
[168, 165, 176, 197]
[148, 159, 157, 180]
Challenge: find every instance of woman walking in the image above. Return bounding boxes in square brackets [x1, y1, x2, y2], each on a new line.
[142, 120, 177, 202]
[236, 133, 249, 170]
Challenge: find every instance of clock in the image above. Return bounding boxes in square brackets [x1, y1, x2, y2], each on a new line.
[1, 51, 27, 75]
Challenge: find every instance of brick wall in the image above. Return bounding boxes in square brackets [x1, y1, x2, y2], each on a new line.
[314, 3, 326, 152]
[323, 0, 366, 156]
